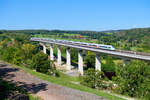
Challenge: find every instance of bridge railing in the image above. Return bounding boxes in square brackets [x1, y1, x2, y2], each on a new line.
[116, 49, 150, 56]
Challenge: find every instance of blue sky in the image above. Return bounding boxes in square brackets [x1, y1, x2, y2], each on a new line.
[0, 0, 150, 31]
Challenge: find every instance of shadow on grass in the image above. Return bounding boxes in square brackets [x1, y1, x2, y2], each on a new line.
[16, 81, 48, 94]
[0, 62, 48, 99]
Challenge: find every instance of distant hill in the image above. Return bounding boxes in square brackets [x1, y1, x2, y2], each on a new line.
[0, 27, 149, 34]
[1, 27, 150, 52]
[101, 29, 125, 33]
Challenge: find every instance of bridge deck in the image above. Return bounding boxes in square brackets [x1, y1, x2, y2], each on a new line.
[31, 38, 150, 61]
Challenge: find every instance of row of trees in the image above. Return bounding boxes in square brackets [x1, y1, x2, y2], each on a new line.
[1, 27, 150, 52]
[0, 33, 58, 77]
[80, 60, 150, 99]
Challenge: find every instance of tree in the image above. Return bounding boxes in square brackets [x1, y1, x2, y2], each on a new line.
[31, 52, 57, 76]
[71, 48, 78, 62]
[102, 57, 116, 72]
[80, 68, 105, 89]
[21, 43, 36, 59]
[84, 51, 95, 69]
[114, 60, 150, 99]
[2, 47, 22, 65]
[102, 57, 116, 79]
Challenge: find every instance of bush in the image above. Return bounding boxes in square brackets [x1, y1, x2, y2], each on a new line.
[114, 60, 150, 99]
[0, 47, 3, 58]
[102, 57, 116, 72]
[80, 68, 106, 89]
[102, 57, 116, 79]
[21, 43, 36, 59]
[2, 47, 22, 65]
[84, 51, 95, 69]
[31, 52, 58, 76]
[0, 79, 29, 100]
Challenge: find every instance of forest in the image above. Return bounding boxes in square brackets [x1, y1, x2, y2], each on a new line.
[0, 27, 150, 100]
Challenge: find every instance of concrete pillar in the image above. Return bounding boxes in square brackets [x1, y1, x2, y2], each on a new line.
[50, 44, 54, 60]
[78, 49, 83, 75]
[43, 44, 46, 54]
[57, 45, 61, 66]
[95, 53, 101, 71]
[123, 58, 128, 66]
[66, 47, 71, 70]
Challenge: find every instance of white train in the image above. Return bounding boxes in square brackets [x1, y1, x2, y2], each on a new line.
[31, 37, 115, 51]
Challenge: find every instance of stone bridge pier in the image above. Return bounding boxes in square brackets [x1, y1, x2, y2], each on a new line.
[43, 44, 46, 54]
[78, 49, 83, 75]
[41, 44, 107, 75]
[66, 47, 71, 70]
[50, 44, 54, 60]
[57, 45, 61, 66]
[95, 53, 101, 71]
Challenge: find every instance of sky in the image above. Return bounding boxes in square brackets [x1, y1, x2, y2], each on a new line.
[0, 0, 150, 31]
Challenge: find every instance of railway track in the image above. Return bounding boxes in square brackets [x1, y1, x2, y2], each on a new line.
[31, 38, 150, 60]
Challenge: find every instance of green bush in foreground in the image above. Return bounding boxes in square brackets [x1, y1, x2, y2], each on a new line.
[80, 68, 106, 89]
[114, 60, 150, 99]
[31, 52, 59, 76]
[0, 79, 28, 100]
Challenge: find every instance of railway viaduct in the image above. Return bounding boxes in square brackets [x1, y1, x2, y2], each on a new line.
[31, 37, 150, 75]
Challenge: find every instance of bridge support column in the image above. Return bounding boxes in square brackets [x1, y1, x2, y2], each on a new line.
[95, 53, 101, 71]
[43, 44, 46, 54]
[66, 47, 71, 70]
[50, 44, 54, 61]
[123, 58, 128, 66]
[78, 49, 83, 75]
[57, 45, 61, 66]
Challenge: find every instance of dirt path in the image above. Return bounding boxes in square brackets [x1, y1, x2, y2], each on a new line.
[0, 61, 107, 100]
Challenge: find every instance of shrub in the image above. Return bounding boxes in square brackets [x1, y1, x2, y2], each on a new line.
[84, 51, 95, 69]
[102, 57, 116, 72]
[31, 52, 58, 76]
[80, 68, 106, 89]
[102, 57, 116, 79]
[2, 47, 22, 65]
[0, 79, 29, 100]
[114, 60, 150, 99]
[21, 43, 36, 59]
[0, 47, 3, 58]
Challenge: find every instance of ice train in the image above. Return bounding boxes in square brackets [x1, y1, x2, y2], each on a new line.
[31, 38, 116, 51]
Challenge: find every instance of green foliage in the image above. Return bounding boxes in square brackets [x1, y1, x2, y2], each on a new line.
[80, 68, 106, 89]
[31, 52, 58, 76]
[22, 43, 36, 59]
[29, 95, 41, 100]
[102, 57, 116, 73]
[31, 52, 50, 72]
[84, 51, 95, 69]
[71, 48, 78, 62]
[2, 47, 22, 65]
[114, 60, 150, 99]
[0, 79, 28, 100]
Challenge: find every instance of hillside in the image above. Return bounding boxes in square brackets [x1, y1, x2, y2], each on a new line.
[0, 27, 150, 53]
